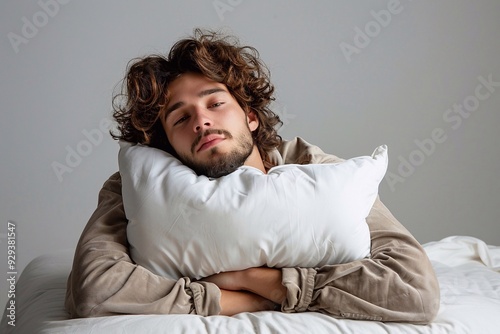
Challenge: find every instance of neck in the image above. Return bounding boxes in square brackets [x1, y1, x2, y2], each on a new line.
[244, 145, 266, 174]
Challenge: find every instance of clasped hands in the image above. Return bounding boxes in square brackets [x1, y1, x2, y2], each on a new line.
[202, 267, 286, 316]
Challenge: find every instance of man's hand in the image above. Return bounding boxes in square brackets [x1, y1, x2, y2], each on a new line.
[204, 267, 287, 305]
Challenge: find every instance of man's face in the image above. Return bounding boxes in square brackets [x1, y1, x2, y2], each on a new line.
[160, 72, 260, 178]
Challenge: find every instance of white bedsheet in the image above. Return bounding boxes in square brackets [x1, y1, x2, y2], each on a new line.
[2, 236, 500, 334]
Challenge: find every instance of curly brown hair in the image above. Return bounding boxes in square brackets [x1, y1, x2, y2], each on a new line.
[111, 28, 282, 164]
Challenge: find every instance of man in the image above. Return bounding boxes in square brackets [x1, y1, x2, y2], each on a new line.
[65, 29, 440, 322]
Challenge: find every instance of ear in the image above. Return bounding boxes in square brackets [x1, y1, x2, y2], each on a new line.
[246, 110, 259, 132]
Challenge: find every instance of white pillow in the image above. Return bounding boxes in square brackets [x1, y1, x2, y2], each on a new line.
[119, 141, 388, 280]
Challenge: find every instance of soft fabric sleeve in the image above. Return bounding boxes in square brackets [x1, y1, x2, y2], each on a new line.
[278, 137, 440, 324]
[64, 172, 221, 318]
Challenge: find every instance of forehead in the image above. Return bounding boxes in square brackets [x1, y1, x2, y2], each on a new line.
[167, 73, 227, 99]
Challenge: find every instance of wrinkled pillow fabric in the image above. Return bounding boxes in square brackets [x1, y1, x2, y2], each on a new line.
[119, 141, 388, 280]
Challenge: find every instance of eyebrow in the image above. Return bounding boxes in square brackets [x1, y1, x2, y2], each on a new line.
[165, 88, 227, 117]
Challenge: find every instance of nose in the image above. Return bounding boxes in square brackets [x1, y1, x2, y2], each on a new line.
[193, 108, 213, 133]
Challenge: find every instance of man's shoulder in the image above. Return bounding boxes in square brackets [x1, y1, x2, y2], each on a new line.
[276, 137, 343, 165]
[99, 171, 122, 194]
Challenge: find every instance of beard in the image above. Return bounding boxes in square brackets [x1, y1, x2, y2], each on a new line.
[177, 128, 254, 178]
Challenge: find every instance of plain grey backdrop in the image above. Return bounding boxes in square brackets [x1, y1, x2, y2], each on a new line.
[1, 0, 499, 311]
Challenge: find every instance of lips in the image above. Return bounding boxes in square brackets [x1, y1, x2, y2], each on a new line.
[196, 134, 225, 152]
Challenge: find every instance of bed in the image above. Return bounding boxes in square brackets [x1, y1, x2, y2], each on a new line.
[1, 235, 499, 334]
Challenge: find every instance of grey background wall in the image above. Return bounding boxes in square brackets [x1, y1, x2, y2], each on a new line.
[1, 0, 499, 311]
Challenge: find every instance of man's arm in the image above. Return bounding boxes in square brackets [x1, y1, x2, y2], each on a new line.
[219, 290, 276, 315]
[65, 172, 222, 317]
[204, 267, 286, 306]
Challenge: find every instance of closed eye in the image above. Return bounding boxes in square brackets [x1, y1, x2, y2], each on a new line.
[174, 115, 189, 126]
[209, 102, 224, 108]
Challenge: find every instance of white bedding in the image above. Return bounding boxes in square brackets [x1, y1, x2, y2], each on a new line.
[2, 236, 500, 334]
